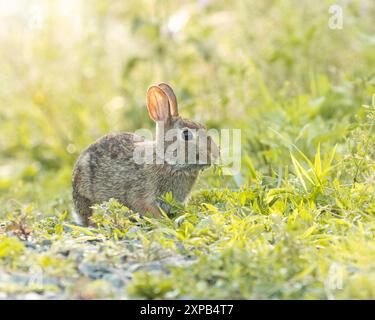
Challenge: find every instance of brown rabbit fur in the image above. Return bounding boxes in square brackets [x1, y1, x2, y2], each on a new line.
[72, 83, 219, 226]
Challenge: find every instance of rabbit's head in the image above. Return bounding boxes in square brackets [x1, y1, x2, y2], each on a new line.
[146, 83, 219, 170]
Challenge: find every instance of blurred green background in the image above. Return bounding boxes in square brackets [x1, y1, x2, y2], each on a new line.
[0, 0, 374, 213]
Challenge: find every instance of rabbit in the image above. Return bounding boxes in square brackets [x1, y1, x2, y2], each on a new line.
[72, 83, 220, 226]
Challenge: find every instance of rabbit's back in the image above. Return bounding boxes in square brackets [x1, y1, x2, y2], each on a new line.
[72, 132, 146, 219]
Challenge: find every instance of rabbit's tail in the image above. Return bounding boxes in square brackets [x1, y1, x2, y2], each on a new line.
[72, 191, 93, 226]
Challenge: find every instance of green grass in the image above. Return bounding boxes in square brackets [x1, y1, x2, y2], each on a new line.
[0, 0, 375, 299]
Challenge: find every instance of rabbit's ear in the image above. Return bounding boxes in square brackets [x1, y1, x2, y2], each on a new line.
[147, 86, 171, 122]
[158, 83, 179, 117]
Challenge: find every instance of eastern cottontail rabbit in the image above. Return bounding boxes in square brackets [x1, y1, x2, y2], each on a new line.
[72, 83, 220, 226]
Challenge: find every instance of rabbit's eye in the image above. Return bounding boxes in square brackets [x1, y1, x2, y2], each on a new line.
[182, 129, 193, 141]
